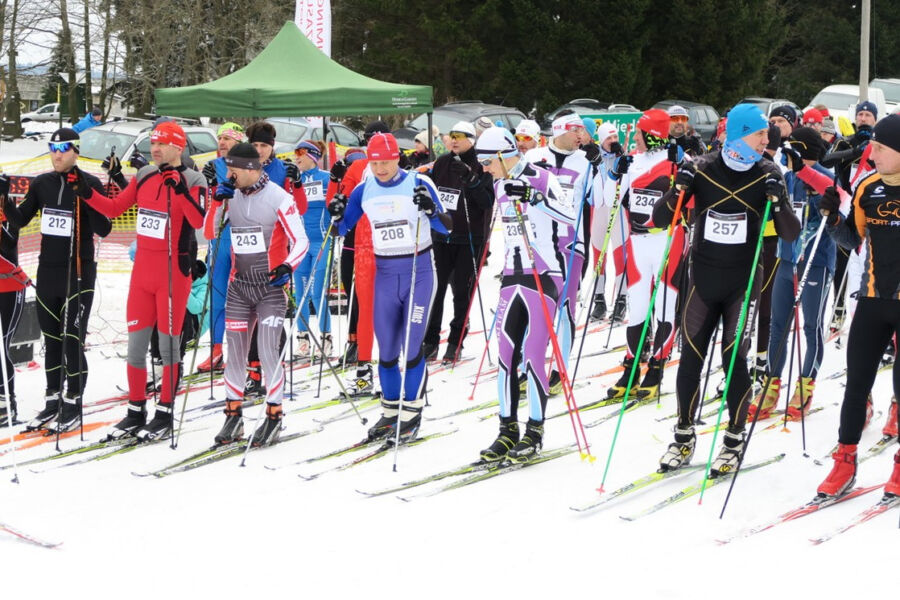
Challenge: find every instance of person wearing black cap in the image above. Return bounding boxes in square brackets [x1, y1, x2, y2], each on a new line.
[421, 120, 494, 365]
[72, 106, 103, 134]
[816, 113, 900, 500]
[4, 128, 112, 432]
[210, 143, 309, 446]
[749, 127, 837, 421]
[769, 105, 798, 140]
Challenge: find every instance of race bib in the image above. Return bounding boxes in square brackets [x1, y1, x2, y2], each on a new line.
[303, 181, 324, 201]
[502, 214, 531, 247]
[437, 186, 460, 211]
[704, 210, 747, 245]
[136, 208, 167, 239]
[560, 183, 575, 204]
[631, 188, 662, 217]
[373, 219, 412, 250]
[792, 200, 805, 223]
[40, 208, 72, 237]
[231, 226, 266, 254]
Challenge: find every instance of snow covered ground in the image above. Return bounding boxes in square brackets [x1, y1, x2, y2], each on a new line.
[0, 137, 895, 598]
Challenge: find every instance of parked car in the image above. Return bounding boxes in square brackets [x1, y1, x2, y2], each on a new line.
[651, 100, 720, 141]
[393, 101, 527, 150]
[78, 118, 218, 164]
[20, 103, 69, 123]
[268, 117, 363, 155]
[543, 99, 611, 127]
[806, 84, 887, 122]
[738, 97, 801, 120]
[869, 78, 900, 113]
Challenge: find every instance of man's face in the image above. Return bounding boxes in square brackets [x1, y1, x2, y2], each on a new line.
[448, 132, 473, 154]
[742, 128, 769, 155]
[151, 142, 182, 167]
[217, 135, 239, 156]
[252, 142, 274, 162]
[227, 167, 262, 188]
[821, 131, 835, 144]
[481, 155, 517, 180]
[856, 110, 877, 128]
[555, 128, 581, 151]
[669, 115, 688, 137]
[515, 133, 538, 153]
[49, 144, 78, 173]
[600, 132, 619, 152]
[370, 159, 400, 182]
[634, 129, 648, 153]
[769, 116, 792, 138]
[869, 141, 900, 175]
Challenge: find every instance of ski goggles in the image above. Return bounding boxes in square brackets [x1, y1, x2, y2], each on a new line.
[670, 116, 689, 123]
[448, 132, 471, 141]
[48, 141, 78, 153]
[515, 134, 535, 143]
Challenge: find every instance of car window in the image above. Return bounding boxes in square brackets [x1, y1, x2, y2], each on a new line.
[271, 121, 308, 145]
[705, 108, 719, 122]
[330, 125, 359, 146]
[505, 113, 523, 129]
[79, 129, 137, 161]
[187, 131, 217, 154]
[39, 105, 56, 114]
[689, 108, 707, 125]
[135, 135, 151, 156]
[409, 112, 464, 135]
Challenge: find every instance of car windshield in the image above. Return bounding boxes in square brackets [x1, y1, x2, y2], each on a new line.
[271, 121, 308, 145]
[871, 80, 900, 103]
[79, 129, 137, 160]
[408, 112, 465, 134]
[811, 91, 859, 110]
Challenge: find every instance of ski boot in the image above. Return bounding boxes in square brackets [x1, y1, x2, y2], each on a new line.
[864, 394, 875, 430]
[518, 372, 528, 394]
[817, 443, 857, 497]
[636, 357, 665, 399]
[108, 402, 147, 440]
[250, 403, 283, 447]
[441, 345, 459, 367]
[884, 396, 898, 438]
[25, 390, 61, 431]
[47, 393, 82, 434]
[710, 430, 745, 478]
[197, 343, 224, 373]
[606, 357, 638, 399]
[0, 395, 17, 427]
[507, 419, 543, 463]
[548, 371, 563, 396]
[747, 376, 781, 421]
[214, 400, 244, 445]
[829, 305, 845, 335]
[244, 361, 266, 401]
[135, 403, 174, 442]
[610, 295, 627, 323]
[659, 426, 696, 472]
[347, 363, 374, 397]
[295, 332, 311, 362]
[367, 398, 423, 443]
[480, 418, 519, 463]
[590, 293, 607, 322]
[320, 333, 333, 360]
[786, 376, 815, 420]
[885, 451, 900, 497]
[341, 340, 358, 365]
[422, 343, 439, 363]
[750, 353, 767, 386]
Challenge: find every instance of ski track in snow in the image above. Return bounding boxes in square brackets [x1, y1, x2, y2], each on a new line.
[0, 139, 894, 598]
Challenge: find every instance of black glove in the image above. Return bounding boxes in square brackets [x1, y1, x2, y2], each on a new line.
[159, 166, 189, 195]
[65, 167, 93, 198]
[201, 162, 217, 186]
[330, 159, 348, 182]
[782, 143, 805, 173]
[101, 153, 122, 178]
[764, 174, 785, 200]
[819, 186, 841, 225]
[129, 151, 149, 170]
[674, 161, 696, 192]
[612, 155, 632, 179]
[852, 125, 873, 147]
[0, 174, 9, 198]
[583, 143, 601, 166]
[412, 185, 436, 216]
[504, 181, 545, 206]
[450, 155, 471, 179]
[268, 263, 292, 287]
[328, 193, 347, 219]
[609, 141, 623, 156]
[285, 161, 300, 183]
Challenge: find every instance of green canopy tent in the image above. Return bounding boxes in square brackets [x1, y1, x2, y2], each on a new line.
[154, 21, 432, 118]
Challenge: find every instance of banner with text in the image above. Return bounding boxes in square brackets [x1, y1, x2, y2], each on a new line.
[295, 0, 332, 56]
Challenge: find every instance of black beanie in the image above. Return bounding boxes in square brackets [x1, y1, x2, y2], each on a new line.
[766, 123, 782, 151]
[364, 120, 391, 143]
[50, 127, 80, 152]
[224, 142, 262, 170]
[770, 105, 798, 128]
[788, 126, 826, 162]
[872, 114, 900, 154]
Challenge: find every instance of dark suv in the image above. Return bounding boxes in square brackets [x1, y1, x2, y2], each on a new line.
[393, 101, 526, 149]
[652, 99, 720, 141]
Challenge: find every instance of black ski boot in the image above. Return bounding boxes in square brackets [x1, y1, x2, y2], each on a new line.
[507, 419, 544, 463]
[244, 361, 266, 401]
[480, 418, 519, 462]
[0, 395, 17, 427]
[590, 293, 607, 321]
[214, 400, 244, 445]
[548, 370, 563, 396]
[607, 357, 637, 399]
[135, 403, 173, 442]
[26, 391, 61, 431]
[342, 341, 358, 365]
[518, 372, 528, 394]
[367, 398, 423, 443]
[108, 402, 147, 440]
[636, 358, 665, 399]
[250, 403, 283, 447]
[610, 295, 627, 323]
[48, 393, 82, 434]
[422, 343, 439, 362]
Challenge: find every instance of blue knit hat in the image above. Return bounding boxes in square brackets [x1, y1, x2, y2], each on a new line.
[856, 101, 878, 120]
[582, 117, 597, 140]
[725, 103, 769, 142]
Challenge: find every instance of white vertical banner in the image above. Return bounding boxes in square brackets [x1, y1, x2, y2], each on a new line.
[295, 0, 332, 57]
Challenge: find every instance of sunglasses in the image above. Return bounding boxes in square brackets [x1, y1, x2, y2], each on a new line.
[477, 156, 495, 166]
[448, 132, 471, 141]
[515, 134, 535, 143]
[563, 123, 585, 132]
[670, 116, 689, 123]
[48, 141, 78, 153]
[294, 148, 308, 157]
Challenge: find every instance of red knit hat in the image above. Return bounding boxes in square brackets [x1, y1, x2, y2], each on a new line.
[366, 132, 400, 160]
[803, 108, 824, 125]
[637, 109, 670, 139]
[150, 121, 187, 150]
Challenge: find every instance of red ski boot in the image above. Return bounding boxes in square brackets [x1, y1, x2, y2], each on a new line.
[817, 443, 857, 497]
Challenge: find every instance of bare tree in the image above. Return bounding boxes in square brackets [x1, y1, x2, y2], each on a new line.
[58, 0, 79, 119]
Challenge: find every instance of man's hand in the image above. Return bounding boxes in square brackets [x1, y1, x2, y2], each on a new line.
[413, 185, 436, 216]
[268, 263, 292, 286]
[328, 193, 347, 219]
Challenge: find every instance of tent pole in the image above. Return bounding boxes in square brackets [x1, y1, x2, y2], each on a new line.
[322, 117, 329, 165]
[427, 113, 433, 160]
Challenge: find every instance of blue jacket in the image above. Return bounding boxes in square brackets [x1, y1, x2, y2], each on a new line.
[72, 113, 102, 133]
